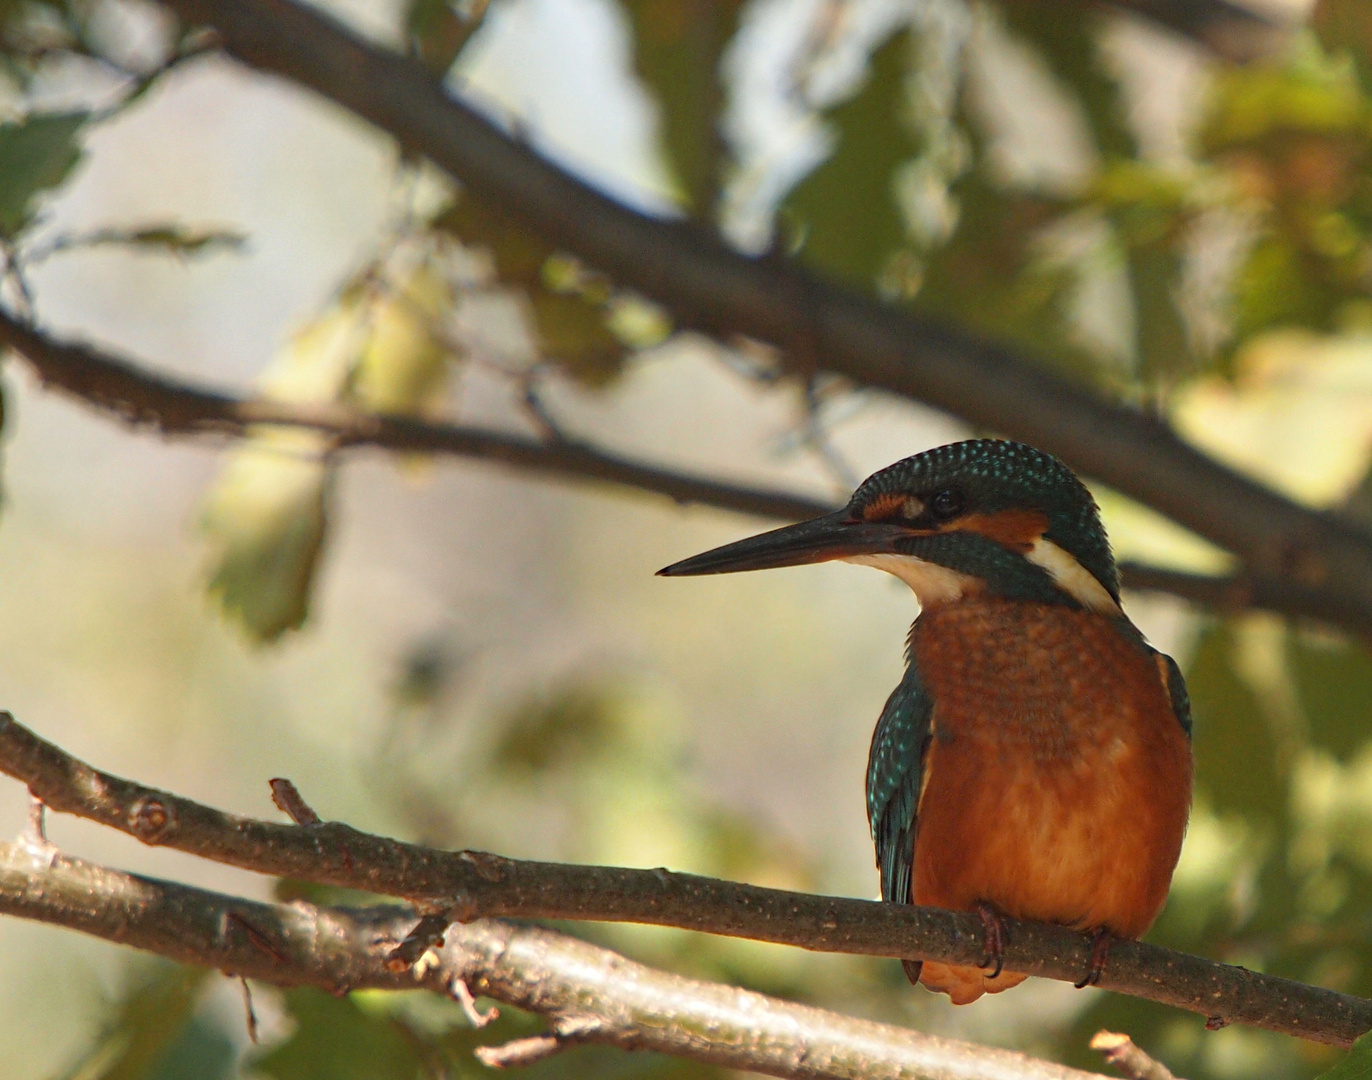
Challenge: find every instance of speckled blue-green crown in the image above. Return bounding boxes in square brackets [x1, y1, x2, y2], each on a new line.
[851, 440, 1119, 601]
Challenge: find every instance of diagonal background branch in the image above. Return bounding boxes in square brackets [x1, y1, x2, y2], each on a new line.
[150, 0, 1372, 629]
[2, 309, 1367, 634]
[0, 841, 1110, 1080]
[2, 711, 1367, 1048]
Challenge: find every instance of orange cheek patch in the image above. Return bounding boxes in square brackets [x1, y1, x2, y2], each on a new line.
[944, 509, 1049, 554]
[861, 493, 913, 521]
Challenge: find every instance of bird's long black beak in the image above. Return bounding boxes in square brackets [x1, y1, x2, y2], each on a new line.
[657, 510, 900, 576]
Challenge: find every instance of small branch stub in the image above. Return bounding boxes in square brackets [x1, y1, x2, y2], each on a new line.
[450, 977, 499, 1028]
[1090, 1030, 1178, 1080]
[387, 913, 449, 972]
[269, 778, 321, 825]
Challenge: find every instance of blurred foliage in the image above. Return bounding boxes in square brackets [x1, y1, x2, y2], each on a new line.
[434, 190, 635, 386]
[618, 0, 742, 213]
[252, 985, 720, 1080]
[18, 0, 1372, 1078]
[405, 0, 490, 75]
[0, 111, 87, 237]
[1318, 1031, 1372, 1078]
[57, 963, 232, 1080]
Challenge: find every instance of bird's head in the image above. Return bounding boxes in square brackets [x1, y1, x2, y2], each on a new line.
[658, 440, 1120, 614]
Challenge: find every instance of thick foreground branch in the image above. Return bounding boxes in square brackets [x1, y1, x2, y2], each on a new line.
[155, 0, 1372, 630]
[2, 713, 1367, 1048]
[0, 842, 1105, 1080]
[1, 311, 1362, 633]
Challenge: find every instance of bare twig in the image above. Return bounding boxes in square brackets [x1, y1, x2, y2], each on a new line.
[0, 712, 1366, 1047]
[268, 778, 321, 825]
[26, 793, 46, 844]
[450, 976, 499, 1027]
[474, 1035, 567, 1069]
[0, 309, 1364, 633]
[239, 977, 260, 1044]
[1090, 1031, 1179, 1080]
[0, 840, 1108, 1080]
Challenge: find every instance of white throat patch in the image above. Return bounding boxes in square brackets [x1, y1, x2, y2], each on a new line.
[843, 553, 978, 608]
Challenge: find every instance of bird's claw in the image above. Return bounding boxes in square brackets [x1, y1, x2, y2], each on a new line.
[1075, 927, 1113, 989]
[976, 903, 1006, 979]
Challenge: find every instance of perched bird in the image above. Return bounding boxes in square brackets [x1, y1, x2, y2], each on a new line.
[659, 439, 1192, 1003]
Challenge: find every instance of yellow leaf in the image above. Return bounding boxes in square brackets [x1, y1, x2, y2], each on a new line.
[1173, 330, 1372, 506]
[202, 430, 333, 643]
[352, 264, 454, 416]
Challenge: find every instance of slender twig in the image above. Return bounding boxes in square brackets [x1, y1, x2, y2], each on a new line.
[0, 309, 832, 522]
[268, 777, 321, 825]
[0, 712, 1367, 1047]
[0, 841, 1104, 1080]
[0, 309, 1364, 632]
[1090, 1031, 1179, 1080]
[150, 0, 1372, 635]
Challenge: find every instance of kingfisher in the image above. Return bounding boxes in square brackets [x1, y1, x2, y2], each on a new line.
[659, 439, 1193, 1003]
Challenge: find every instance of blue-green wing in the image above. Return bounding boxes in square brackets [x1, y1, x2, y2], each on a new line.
[1154, 649, 1193, 739]
[866, 662, 934, 907]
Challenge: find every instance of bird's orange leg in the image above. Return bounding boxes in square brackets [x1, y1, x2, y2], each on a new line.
[976, 902, 1008, 979]
[1075, 927, 1113, 989]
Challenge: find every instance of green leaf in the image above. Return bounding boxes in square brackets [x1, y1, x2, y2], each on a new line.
[1187, 621, 1287, 820]
[0, 111, 87, 237]
[200, 301, 366, 642]
[351, 263, 455, 415]
[1290, 632, 1372, 761]
[492, 683, 622, 773]
[620, 0, 742, 213]
[783, 29, 918, 289]
[437, 192, 627, 384]
[436, 191, 549, 286]
[1313, 0, 1372, 91]
[251, 989, 420, 1080]
[405, 0, 489, 75]
[146, 1018, 236, 1080]
[998, 0, 1133, 160]
[1317, 1030, 1372, 1078]
[1231, 234, 1341, 343]
[1203, 55, 1370, 150]
[58, 964, 213, 1080]
[529, 290, 626, 386]
[202, 432, 334, 644]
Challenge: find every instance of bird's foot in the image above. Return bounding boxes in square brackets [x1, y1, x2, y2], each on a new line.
[975, 902, 1007, 980]
[1074, 927, 1113, 989]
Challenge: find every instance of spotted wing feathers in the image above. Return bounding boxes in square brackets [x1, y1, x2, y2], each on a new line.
[866, 664, 934, 984]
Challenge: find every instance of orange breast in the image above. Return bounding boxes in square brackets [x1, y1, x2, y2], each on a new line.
[908, 598, 1193, 1003]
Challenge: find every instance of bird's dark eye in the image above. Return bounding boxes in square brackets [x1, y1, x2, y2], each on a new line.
[930, 488, 965, 519]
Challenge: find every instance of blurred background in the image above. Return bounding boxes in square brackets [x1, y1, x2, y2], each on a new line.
[3, 0, 1372, 1076]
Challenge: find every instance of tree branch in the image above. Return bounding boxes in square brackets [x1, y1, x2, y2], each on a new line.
[0, 842, 1111, 1080]
[0, 309, 832, 522]
[150, 0, 1372, 633]
[1, 712, 1366, 1048]
[2, 308, 1364, 633]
